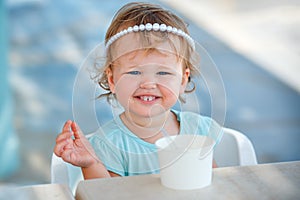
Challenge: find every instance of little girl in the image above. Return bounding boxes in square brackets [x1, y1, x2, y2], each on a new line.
[54, 2, 222, 179]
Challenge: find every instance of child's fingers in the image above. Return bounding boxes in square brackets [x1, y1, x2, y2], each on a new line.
[62, 120, 72, 133]
[54, 144, 62, 156]
[54, 134, 75, 157]
[55, 130, 73, 144]
[56, 120, 74, 143]
[54, 120, 76, 158]
[54, 141, 68, 156]
[71, 121, 84, 139]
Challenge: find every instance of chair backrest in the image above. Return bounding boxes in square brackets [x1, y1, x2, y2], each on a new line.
[214, 128, 258, 167]
[51, 128, 257, 193]
[51, 153, 83, 194]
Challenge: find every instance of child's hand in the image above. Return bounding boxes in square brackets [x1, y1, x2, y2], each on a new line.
[54, 120, 99, 168]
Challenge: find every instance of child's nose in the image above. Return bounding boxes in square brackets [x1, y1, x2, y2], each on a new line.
[139, 81, 157, 89]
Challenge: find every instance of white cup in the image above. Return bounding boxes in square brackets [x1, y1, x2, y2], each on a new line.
[155, 135, 214, 190]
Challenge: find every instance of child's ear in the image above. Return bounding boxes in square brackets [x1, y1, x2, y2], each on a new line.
[180, 67, 190, 94]
[106, 68, 115, 93]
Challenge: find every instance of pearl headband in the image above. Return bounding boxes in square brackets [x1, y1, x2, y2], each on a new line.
[105, 23, 195, 51]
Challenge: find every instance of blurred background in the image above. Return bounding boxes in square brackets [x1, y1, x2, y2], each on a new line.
[0, 0, 299, 186]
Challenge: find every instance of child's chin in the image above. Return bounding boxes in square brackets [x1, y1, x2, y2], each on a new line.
[130, 109, 163, 117]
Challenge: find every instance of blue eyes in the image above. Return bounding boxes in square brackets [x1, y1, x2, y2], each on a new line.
[126, 71, 141, 75]
[126, 71, 171, 75]
[157, 71, 171, 75]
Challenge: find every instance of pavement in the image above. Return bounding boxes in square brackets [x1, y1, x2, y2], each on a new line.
[4, 0, 300, 185]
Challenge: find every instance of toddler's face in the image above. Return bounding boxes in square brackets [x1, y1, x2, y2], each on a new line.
[107, 33, 190, 118]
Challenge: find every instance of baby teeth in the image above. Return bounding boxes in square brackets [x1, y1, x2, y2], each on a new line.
[140, 96, 155, 101]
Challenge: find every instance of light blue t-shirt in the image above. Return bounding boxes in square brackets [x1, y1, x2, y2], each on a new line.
[89, 110, 222, 176]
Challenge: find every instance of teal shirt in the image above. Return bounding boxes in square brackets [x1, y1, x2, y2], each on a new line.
[89, 110, 222, 176]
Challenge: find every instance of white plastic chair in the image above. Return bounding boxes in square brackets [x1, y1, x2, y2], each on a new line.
[51, 152, 83, 194]
[51, 128, 257, 193]
[214, 128, 258, 167]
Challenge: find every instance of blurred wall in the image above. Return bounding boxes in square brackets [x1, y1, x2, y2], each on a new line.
[0, 0, 19, 180]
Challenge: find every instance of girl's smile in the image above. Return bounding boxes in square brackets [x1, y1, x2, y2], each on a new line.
[134, 94, 160, 104]
[106, 36, 190, 124]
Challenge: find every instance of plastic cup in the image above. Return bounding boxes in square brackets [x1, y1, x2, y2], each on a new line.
[155, 135, 214, 190]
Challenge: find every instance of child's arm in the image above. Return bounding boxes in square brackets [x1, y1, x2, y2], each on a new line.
[54, 120, 110, 179]
[81, 161, 111, 179]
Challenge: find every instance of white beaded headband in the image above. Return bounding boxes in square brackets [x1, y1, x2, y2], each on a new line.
[105, 23, 195, 51]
